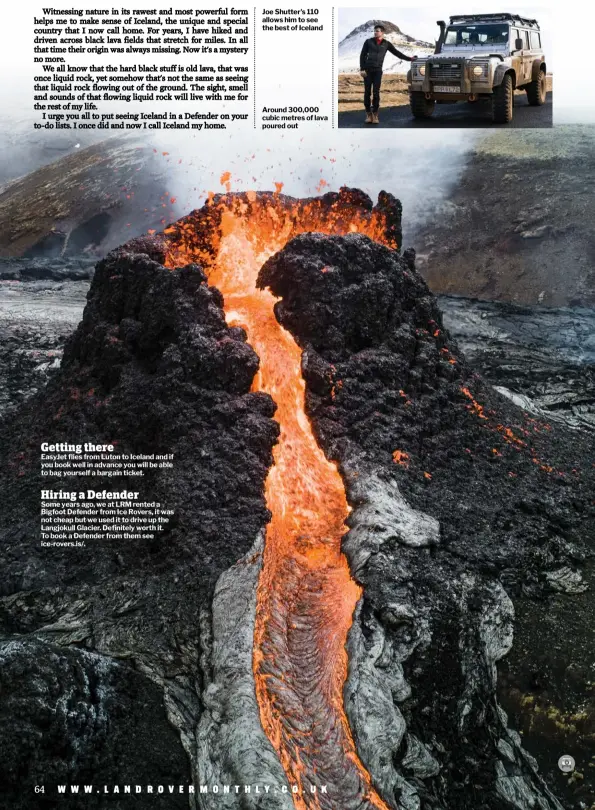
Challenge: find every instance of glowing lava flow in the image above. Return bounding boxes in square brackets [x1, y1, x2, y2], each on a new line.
[166, 198, 392, 810]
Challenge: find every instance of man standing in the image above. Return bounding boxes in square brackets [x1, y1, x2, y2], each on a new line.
[360, 24, 415, 124]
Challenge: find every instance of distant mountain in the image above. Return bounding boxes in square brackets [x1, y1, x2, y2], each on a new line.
[339, 19, 434, 74]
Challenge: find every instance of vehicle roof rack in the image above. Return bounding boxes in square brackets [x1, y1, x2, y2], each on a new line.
[449, 13, 540, 29]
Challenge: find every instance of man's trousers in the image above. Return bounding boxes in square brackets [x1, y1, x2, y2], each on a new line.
[364, 69, 383, 113]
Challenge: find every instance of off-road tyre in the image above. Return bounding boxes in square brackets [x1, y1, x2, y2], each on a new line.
[410, 92, 435, 119]
[526, 69, 547, 106]
[492, 74, 513, 123]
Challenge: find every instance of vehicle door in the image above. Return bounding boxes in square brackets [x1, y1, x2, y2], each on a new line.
[520, 29, 534, 83]
[510, 27, 523, 85]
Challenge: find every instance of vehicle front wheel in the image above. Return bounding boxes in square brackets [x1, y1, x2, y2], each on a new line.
[492, 74, 513, 123]
[410, 92, 435, 119]
[526, 70, 547, 105]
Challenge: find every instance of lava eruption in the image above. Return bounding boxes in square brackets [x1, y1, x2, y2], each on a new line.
[163, 189, 402, 809]
[1, 187, 592, 810]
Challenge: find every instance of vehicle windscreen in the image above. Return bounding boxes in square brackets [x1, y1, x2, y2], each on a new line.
[444, 24, 509, 46]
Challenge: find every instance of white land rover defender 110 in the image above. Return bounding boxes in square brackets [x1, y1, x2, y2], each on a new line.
[407, 13, 547, 123]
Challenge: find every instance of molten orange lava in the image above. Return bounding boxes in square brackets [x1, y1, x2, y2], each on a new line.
[165, 194, 392, 810]
[392, 449, 410, 467]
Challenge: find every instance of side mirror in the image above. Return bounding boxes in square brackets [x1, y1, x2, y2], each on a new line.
[515, 37, 523, 51]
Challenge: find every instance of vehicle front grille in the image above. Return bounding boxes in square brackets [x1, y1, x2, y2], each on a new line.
[430, 63, 462, 82]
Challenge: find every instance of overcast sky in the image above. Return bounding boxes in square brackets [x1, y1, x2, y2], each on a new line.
[338, 6, 552, 57]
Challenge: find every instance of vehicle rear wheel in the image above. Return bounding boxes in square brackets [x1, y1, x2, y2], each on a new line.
[492, 74, 513, 123]
[410, 92, 435, 118]
[526, 70, 547, 106]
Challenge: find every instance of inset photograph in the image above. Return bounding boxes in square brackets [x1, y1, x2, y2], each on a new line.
[338, 8, 553, 128]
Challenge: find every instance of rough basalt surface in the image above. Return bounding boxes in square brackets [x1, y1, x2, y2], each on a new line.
[0, 638, 190, 809]
[258, 233, 595, 810]
[438, 296, 595, 431]
[0, 255, 97, 282]
[0, 245, 280, 800]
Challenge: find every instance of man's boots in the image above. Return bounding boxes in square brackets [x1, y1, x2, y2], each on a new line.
[365, 112, 373, 124]
[372, 112, 379, 124]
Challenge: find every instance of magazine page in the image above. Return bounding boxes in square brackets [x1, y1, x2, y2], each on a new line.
[0, 2, 593, 809]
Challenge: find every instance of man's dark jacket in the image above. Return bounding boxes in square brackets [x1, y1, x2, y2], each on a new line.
[360, 37, 413, 71]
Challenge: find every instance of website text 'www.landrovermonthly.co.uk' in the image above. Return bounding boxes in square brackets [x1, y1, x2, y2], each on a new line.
[47, 783, 329, 795]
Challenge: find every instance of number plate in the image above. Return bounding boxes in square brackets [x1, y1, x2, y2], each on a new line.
[434, 85, 460, 93]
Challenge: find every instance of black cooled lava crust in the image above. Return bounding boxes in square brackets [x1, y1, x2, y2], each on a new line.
[0, 243, 278, 802]
[258, 232, 595, 809]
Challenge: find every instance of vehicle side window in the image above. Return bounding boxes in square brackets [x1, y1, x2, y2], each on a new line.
[512, 28, 520, 49]
[524, 30, 531, 49]
[530, 31, 541, 49]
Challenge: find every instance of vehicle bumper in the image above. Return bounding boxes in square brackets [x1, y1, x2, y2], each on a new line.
[409, 82, 493, 101]
[409, 66, 494, 99]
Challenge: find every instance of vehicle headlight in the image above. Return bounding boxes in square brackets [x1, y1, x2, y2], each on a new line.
[472, 65, 483, 76]
[418, 64, 426, 76]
